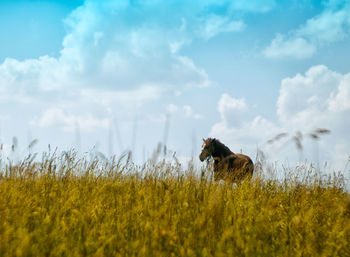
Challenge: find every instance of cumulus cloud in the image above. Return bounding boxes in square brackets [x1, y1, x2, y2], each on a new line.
[217, 94, 248, 127]
[264, 2, 350, 59]
[80, 86, 164, 108]
[183, 105, 202, 120]
[277, 65, 343, 126]
[210, 94, 280, 153]
[211, 116, 279, 153]
[263, 35, 316, 59]
[277, 65, 350, 165]
[0, 0, 281, 139]
[276, 65, 350, 150]
[0, 0, 276, 110]
[31, 108, 109, 132]
[0, 56, 63, 102]
[165, 104, 202, 119]
[210, 65, 350, 167]
[0, 0, 254, 134]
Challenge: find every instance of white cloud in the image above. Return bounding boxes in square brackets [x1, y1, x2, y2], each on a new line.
[0, 0, 278, 107]
[210, 116, 279, 153]
[210, 65, 350, 167]
[263, 35, 316, 59]
[80, 85, 164, 108]
[328, 74, 350, 112]
[279, 65, 349, 129]
[1, 0, 225, 106]
[276, 65, 350, 166]
[297, 8, 349, 44]
[166, 104, 178, 114]
[217, 94, 248, 127]
[201, 15, 246, 40]
[183, 105, 202, 120]
[0, 56, 64, 102]
[277, 65, 342, 126]
[31, 108, 109, 132]
[264, 3, 350, 59]
[0, 0, 279, 157]
[210, 94, 279, 153]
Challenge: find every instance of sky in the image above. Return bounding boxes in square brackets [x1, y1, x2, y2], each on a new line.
[0, 0, 350, 171]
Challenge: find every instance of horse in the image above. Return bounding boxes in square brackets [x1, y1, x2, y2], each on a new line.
[199, 138, 254, 182]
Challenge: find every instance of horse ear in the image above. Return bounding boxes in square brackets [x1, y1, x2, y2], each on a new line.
[202, 138, 205, 142]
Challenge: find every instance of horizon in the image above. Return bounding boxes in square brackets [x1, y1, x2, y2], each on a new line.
[1, 0, 350, 172]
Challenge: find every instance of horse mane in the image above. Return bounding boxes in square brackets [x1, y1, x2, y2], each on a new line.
[211, 138, 234, 157]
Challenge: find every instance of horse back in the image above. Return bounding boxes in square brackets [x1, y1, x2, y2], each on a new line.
[224, 153, 253, 180]
[232, 153, 253, 176]
[234, 154, 253, 165]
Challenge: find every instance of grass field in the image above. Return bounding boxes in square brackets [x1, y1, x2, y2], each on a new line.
[0, 151, 349, 257]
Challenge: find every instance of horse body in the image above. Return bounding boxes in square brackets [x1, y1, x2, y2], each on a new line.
[199, 138, 253, 182]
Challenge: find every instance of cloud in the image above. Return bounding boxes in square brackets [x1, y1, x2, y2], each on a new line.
[210, 116, 279, 152]
[183, 105, 202, 120]
[31, 108, 109, 132]
[165, 104, 202, 119]
[263, 35, 316, 59]
[210, 94, 280, 153]
[0, 56, 63, 102]
[297, 7, 349, 44]
[0, 0, 276, 106]
[0, 0, 279, 137]
[210, 65, 350, 167]
[0, 0, 279, 155]
[80, 85, 164, 108]
[58, 0, 258, 91]
[201, 15, 246, 40]
[276, 65, 350, 165]
[277, 65, 342, 126]
[264, 2, 350, 59]
[276, 65, 350, 149]
[166, 104, 179, 114]
[217, 94, 248, 127]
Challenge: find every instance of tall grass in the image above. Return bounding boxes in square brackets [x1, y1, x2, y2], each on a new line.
[0, 151, 349, 257]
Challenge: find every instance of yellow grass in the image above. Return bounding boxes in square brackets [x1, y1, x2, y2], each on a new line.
[0, 151, 349, 257]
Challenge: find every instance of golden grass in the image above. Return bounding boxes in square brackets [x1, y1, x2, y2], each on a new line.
[0, 151, 349, 257]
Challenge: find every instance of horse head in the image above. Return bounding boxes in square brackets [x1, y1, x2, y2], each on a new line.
[199, 138, 216, 161]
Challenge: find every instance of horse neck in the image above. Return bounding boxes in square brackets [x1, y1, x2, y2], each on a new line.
[212, 141, 233, 158]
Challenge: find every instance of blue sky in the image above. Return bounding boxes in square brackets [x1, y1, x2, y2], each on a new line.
[1, 0, 350, 169]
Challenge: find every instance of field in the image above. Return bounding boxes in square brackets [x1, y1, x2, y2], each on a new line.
[0, 151, 349, 257]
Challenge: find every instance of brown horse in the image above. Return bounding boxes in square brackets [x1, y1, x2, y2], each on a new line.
[199, 138, 253, 182]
